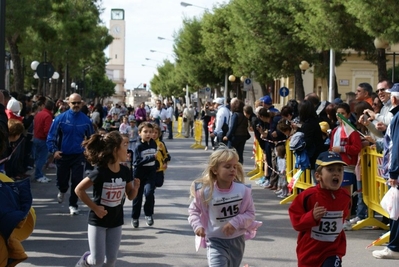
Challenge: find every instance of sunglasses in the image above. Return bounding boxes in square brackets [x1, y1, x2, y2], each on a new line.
[70, 101, 81, 105]
[376, 88, 386, 93]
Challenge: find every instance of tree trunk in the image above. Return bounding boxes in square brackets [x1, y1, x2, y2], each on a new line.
[6, 37, 23, 93]
[294, 69, 305, 101]
[377, 48, 388, 81]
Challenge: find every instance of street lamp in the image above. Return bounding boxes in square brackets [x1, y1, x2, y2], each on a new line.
[180, 1, 209, 10]
[145, 58, 162, 63]
[157, 36, 174, 42]
[299, 60, 310, 74]
[31, 55, 58, 96]
[374, 37, 396, 83]
[142, 64, 157, 68]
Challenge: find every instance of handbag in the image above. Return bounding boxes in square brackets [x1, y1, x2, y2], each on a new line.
[183, 117, 187, 123]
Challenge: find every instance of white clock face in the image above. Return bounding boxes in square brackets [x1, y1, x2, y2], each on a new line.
[112, 25, 121, 35]
[111, 10, 124, 20]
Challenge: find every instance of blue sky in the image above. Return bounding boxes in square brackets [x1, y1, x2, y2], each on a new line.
[100, 0, 224, 90]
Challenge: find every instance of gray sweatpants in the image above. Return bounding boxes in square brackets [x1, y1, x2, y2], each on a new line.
[86, 224, 122, 267]
[207, 235, 245, 267]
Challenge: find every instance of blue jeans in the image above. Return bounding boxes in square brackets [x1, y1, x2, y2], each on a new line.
[33, 138, 49, 179]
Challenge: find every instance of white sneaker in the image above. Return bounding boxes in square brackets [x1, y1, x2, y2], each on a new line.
[349, 216, 362, 225]
[275, 189, 283, 195]
[36, 176, 51, 183]
[75, 251, 90, 266]
[69, 206, 79, 215]
[277, 193, 287, 199]
[343, 220, 352, 231]
[57, 192, 65, 203]
[204, 146, 208, 151]
[372, 247, 399, 259]
[260, 180, 270, 187]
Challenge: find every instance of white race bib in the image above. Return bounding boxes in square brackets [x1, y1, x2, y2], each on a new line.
[311, 211, 343, 242]
[100, 179, 126, 207]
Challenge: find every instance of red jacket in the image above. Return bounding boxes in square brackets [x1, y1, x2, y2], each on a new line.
[329, 126, 362, 166]
[33, 108, 53, 140]
[289, 185, 351, 267]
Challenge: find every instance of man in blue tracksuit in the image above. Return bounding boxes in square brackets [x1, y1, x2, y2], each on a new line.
[47, 93, 94, 215]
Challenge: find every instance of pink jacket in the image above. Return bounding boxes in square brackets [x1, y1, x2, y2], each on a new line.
[188, 182, 262, 251]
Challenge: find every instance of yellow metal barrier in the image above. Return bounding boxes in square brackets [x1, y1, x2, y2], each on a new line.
[279, 141, 313, 204]
[248, 140, 264, 180]
[174, 117, 184, 138]
[247, 138, 260, 176]
[191, 120, 205, 149]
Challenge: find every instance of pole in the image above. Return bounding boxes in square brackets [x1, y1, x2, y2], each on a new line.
[224, 72, 228, 105]
[185, 84, 189, 105]
[0, 0, 5, 90]
[328, 49, 335, 103]
[393, 52, 396, 83]
[65, 50, 68, 99]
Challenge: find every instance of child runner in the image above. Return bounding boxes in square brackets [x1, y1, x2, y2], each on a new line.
[188, 147, 261, 267]
[152, 123, 171, 188]
[74, 131, 140, 267]
[131, 122, 158, 228]
[289, 151, 351, 267]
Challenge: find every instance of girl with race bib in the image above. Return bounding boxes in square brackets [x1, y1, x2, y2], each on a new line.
[75, 131, 140, 267]
[188, 147, 261, 267]
[289, 151, 351, 267]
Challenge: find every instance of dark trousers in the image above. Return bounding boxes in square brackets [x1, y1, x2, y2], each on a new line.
[231, 136, 247, 164]
[388, 218, 399, 252]
[203, 123, 214, 147]
[167, 122, 173, 139]
[132, 176, 156, 219]
[56, 153, 86, 208]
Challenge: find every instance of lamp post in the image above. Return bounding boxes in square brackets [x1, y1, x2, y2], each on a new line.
[31, 54, 58, 96]
[145, 58, 162, 63]
[180, 1, 209, 10]
[157, 36, 174, 42]
[299, 60, 310, 74]
[142, 64, 157, 68]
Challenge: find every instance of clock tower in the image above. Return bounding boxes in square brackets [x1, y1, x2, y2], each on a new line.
[107, 9, 126, 104]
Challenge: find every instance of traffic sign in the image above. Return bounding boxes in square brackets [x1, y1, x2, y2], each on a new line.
[243, 78, 252, 91]
[279, 86, 289, 97]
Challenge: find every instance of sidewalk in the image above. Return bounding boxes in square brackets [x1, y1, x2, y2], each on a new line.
[19, 136, 395, 266]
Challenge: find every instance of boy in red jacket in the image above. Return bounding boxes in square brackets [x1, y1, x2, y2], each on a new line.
[289, 151, 351, 267]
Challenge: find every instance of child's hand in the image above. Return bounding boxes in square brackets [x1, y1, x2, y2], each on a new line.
[222, 222, 236, 236]
[195, 227, 205, 237]
[94, 205, 108, 219]
[313, 202, 326, 221]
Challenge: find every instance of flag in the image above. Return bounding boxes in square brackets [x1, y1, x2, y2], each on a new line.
[337, 113, 364, 138]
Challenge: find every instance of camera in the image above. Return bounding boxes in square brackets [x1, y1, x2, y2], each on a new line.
[363, 112, 370, 122]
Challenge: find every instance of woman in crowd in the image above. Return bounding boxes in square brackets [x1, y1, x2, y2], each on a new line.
[224, 99, 250, 164]
[201, 101, 215, 151]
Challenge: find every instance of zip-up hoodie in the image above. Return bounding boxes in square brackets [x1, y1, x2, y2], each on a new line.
[133, 138, 158, 179]
[384, 105, 399, 179]
[46, 109, 94, 155]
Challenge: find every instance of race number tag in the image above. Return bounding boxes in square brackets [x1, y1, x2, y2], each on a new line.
[311, 211, 343, 242]
[100, 178, 126, 207]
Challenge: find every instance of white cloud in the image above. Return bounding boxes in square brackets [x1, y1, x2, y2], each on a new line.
[101, 0, 221, 90]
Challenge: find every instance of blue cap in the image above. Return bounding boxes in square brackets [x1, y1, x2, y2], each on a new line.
[260, 95, 272, 105]
[386, 83, 399, 93]
[315, 151, 347, 169]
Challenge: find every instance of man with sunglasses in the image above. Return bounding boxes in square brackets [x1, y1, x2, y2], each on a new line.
[47, 93, 94, 215]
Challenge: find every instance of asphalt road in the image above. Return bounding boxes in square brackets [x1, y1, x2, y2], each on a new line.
[19, 135, 396, 267]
